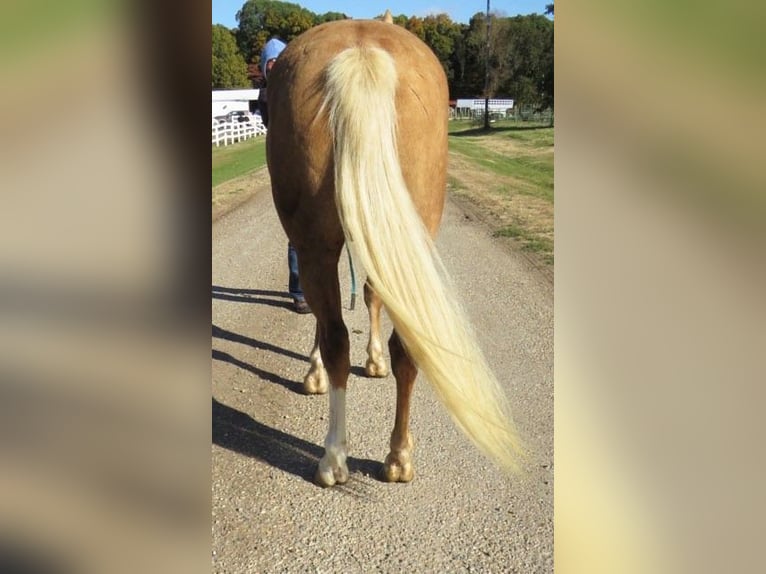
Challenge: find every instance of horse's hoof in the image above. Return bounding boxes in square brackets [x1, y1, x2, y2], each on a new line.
[382, 453, 414, 483]
[303, 368, 329, 394]
[364, 359, 389, 378]
[315, 459, 349, 487]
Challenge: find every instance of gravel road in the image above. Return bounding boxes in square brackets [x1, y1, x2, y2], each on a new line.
[212, 175, 553, 573]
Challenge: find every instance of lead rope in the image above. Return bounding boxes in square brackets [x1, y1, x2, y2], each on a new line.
[346, 244, 357, 310]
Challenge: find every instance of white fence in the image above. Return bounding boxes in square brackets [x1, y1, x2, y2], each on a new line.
[453, 98, 515, 120]
[212, 117, 267, 147]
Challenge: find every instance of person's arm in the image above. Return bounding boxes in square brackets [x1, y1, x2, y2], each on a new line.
[257, 87, 269, 128]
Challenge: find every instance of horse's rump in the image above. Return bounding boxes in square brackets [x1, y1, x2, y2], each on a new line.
[266, 20, 449, 246]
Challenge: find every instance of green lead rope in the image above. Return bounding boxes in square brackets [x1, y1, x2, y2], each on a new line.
[346, 244, 357, 310]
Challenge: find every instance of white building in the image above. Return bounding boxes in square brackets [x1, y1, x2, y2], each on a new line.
[212, 89, 261, 119]
[454, 98, 514, 119]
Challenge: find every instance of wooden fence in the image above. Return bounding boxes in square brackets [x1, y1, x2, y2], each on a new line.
[212, 117, 267, 147]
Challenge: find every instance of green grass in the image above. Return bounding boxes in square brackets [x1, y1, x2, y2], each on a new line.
[212, 137, 267, 187]
[448, 118, 553, 134]
[447, 175, 466, 191]
[498, 125, 554, 148]
[448, 119, 554, 266]
[448, 125, 554, 201]
[494, 224, 554, 264]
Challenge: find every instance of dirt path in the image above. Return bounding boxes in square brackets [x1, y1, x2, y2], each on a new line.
[212, 167, 271, 222]
[212, 172, 553, 572]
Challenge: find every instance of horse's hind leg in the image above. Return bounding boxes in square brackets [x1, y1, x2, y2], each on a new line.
[364, 281, 389, 377]
[382, 331, 416, 482]
[304, 324, 329, 394]
[315, 320, 350, 486]
[299, 249, 351, 487]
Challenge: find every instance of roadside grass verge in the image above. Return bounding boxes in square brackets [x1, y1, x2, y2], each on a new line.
[494, 224, 554, 263]
[212, 137, 269, 220]
[448, 137, 553, 201]
[212, 137, 266, 187]
[448, 120, 553, 201]
[448, 119, 554, 267]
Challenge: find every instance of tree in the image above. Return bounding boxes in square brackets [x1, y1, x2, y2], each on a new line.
[235, 0, 316, 66]
[316, 11, 347, 24]
[448, 24, 471, 94]
[461, 12, 505, 98]
[393, 14, 463, 84]
[389, 13, 409, 27]
[497, 15, 553, 111]
[221, 2, 553, 107]
[212, 24, 250, 89]
[539, 19, 554, 117]
[417, 14, 464, 83]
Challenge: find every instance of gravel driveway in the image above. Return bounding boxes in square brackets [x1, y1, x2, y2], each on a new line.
[212, 177, 553, 573]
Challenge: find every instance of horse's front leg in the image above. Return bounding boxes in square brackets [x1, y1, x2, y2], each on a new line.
[303, 323, 329, 394]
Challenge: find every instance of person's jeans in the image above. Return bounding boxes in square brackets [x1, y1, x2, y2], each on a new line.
[288, 243, 304, 301]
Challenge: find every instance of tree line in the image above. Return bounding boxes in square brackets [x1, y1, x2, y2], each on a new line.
[212, 0, 553, 111]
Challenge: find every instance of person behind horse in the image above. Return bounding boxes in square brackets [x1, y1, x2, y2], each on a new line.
[259, 37, 311, 314]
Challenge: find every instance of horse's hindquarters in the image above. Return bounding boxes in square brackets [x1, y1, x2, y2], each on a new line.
[266, 19, 449, 242]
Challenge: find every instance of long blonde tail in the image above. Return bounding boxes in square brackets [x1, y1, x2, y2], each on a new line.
[323, 46, 523, 471]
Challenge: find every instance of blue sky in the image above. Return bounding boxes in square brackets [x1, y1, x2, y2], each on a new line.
[212, 1, 551, 29]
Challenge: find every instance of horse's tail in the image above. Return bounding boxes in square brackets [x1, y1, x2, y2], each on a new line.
[323, 46, 523, 472]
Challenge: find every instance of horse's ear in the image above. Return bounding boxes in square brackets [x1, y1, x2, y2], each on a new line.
[383, 9, 393, 24]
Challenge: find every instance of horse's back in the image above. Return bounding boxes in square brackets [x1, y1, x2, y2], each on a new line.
[266, 20, 449, 241]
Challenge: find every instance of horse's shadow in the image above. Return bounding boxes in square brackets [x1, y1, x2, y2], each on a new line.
[212, 285, 293, 311]
[212, 348, 304, 394]
[212, 397, 384, 490]
[212, 323, 308, 363]
[212, 323, 373, 391]
[212, 286, 385, 489]
[212, 323, 311, 395]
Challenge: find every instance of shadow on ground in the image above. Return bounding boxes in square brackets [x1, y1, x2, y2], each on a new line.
[450, 124, 551, 137]
[213, 323, 308, 363]
[212, 322, 310, 394]
[212, 349, 304, 394]
[212, 285, 293, 311]
[212, 397, 384, 495]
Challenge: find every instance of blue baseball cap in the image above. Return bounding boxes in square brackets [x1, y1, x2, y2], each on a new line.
[260, 38, 287, 79]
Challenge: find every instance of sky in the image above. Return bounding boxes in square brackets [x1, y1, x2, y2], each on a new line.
[212, 1, 551, 29]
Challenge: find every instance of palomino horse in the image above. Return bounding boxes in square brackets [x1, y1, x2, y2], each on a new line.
[266, 18, 522, 486]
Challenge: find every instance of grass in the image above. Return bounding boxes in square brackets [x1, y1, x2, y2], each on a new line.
[494, 224, 554, 264]
[448, 120, 554, 201]
[212, 137, 267, 187]
[447, 175, 466, 191]
[448, 119, 554, 267]
[448, 138, 553, 201]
